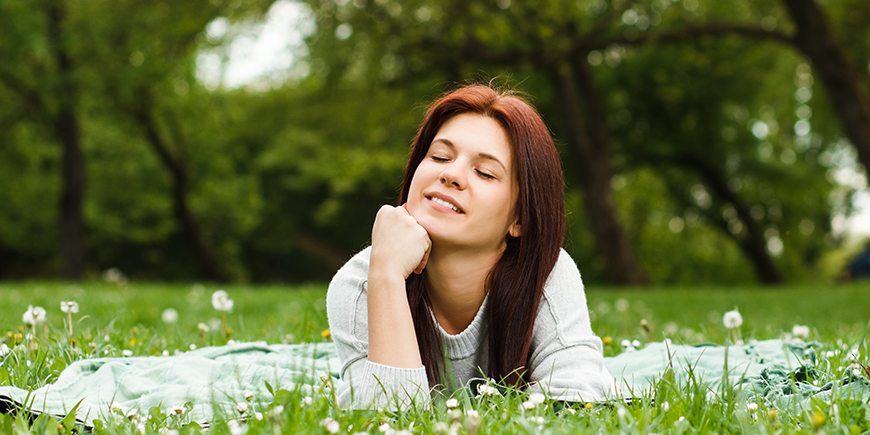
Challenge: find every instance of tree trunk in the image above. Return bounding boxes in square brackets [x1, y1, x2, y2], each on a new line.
[552, 61, 650, 285]
[48, 0, 86, 280]
[133, 100, 229, 282]
[683, 157, 785, 284]
[782, 0, 870, 172]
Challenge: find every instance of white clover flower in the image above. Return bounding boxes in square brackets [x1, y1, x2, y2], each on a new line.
[254, 412, 264, 421]
[237, 402, 248, 414]
[161, 308, 178, 324]
[322, 418, 340, 434]
[661, 401, 670, 412]
[22, 305, 47, 325]
[227, 419, 247, 435]
[212, 290, 234, 311]
[302, 396, 313, 406]
[60, 301, 79, 314]
[122, 350, 134, 357]
[632, 339, 641, 347]
[792, 325, 810, 339]
[445, 398, 459, 408]
[620, 339, 632, 348]
[528, 392, 546, 405]
[522, 400, 535, 410]
[476, 383, 501, 397]
[162, 350, 170, 357]
[189, 344, 197, 350]
[723, 310, 743, 328]
[747, 402, 758, 411]
[379, 422, 392, 433]
[466, 409, 479, 419]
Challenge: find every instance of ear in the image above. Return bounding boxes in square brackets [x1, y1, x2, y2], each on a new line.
[508, 221, 522, 238]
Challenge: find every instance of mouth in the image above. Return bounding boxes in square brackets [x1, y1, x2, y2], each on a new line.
[426, 194, 464, 214]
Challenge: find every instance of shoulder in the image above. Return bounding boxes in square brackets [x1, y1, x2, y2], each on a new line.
[543, 248, 584, 294]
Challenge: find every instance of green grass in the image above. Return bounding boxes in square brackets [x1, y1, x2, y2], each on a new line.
[1, 280, 869, 434]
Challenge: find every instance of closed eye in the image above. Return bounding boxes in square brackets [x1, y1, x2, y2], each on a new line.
[431, 155, 449, 162]
[476, 170, 495, 180]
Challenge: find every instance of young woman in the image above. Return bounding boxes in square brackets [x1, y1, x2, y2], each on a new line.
[326, 84, 613, 409]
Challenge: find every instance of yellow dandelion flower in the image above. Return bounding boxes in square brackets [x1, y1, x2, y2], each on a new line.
[602, 336, 612, 345]
[321, 329, 331, 338]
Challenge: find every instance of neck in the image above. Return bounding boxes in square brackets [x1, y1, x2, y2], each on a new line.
[425, 243, 504, 335]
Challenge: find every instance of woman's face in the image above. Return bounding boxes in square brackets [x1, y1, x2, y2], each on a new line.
[406, 113, 520, 253]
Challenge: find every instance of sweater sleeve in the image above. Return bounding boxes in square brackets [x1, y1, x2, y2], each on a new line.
[526, 249, 616, 402]
[325, 247, 430, 409]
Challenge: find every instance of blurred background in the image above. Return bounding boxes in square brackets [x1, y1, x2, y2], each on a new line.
[1, 0, 869, 286]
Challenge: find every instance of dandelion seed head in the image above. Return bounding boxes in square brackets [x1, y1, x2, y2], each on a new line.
[60, 301, 79, 314]
[22, 305, 47, 325]
[161, 308, 179, 324]
[792, 324, 810, 339]
[723, 310, 743, 328]
[212, 290, 234, 311]
[615, 298, 630, 312]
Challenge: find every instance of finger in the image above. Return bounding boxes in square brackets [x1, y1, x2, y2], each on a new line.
[413, 239, 431, 274]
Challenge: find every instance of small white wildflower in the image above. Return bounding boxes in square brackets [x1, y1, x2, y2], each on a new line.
[122, 350, 134, 357]
[227, 339, 236, 345]
[254, 412, 264, 421]
[322, 418, 340, 434]
[236, 402, 248, 414]
[825, 351, 836, 358]
[244, 391, 254, 401]
[0, 343, 10, 357]
[522, 400, 535, 410]
[532, 416, 545, 424]
[189, 344, 196, 350]
[198, 323, 210, 333]
[22, 305, 47, 325]
[562, 408, 577, 415]
[476, 383, 500, 397]
[162, 350, 170, 357]
[677, 416, 685, 423]
[661, 401, 670, 412]
[161, 308, 179, 324]
[268, 405, 284, 417]
[212, 290, 234, 311]
[60, 301, 79, 314]
[433, 422, 448, 433]
[620, 339, 632, 348]
[723, 310, 743, 328]
[747, 402, 758, 411]
[302, 396, 313, 406]
[632, 339, 641, 347]
[466, 409, 479, 418]
[379, 422, 392, 433]
[445, 398, 459, 408]
[617, 408, 626, 418]
[111, 402, 123, 413]
[529, 392, 546, 405]
[227, 419, 247, 435]
[792, 325, 810, 339]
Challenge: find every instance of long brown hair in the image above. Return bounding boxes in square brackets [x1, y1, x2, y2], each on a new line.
[399, 84, 565, 387]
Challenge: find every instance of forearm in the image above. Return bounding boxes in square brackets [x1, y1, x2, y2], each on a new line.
[366, 269, 423, 368]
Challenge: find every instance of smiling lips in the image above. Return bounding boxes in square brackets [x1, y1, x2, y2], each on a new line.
[426, 194, 464, 213]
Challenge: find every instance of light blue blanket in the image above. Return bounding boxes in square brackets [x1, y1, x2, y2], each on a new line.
[0, 339, 867, 426]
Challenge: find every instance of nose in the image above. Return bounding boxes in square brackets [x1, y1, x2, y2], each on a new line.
[439, 162, 466, 190]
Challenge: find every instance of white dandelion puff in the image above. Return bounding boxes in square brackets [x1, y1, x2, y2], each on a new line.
[60, 301, 79, 314]
[212, 290, 234, 311]
[723, 310, 743, 328]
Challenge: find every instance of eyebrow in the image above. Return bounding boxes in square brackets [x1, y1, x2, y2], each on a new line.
[431, 138, 508, 172]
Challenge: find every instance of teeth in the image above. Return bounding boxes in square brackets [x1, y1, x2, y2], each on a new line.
[430, 197, 460, 212]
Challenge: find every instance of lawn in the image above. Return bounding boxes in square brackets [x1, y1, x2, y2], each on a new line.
[1, 280, 869, 434]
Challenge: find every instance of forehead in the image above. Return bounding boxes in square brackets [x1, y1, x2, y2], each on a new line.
[432, 114, 513, 163]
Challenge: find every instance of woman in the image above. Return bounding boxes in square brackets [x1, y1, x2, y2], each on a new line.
[326, 84, 613, 409]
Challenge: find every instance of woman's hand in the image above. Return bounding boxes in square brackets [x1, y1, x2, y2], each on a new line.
[367, 204, 428, 368]
[370, 204, 431, 279]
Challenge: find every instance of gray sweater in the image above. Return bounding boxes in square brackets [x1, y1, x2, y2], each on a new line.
[326, 247, 614, 409]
